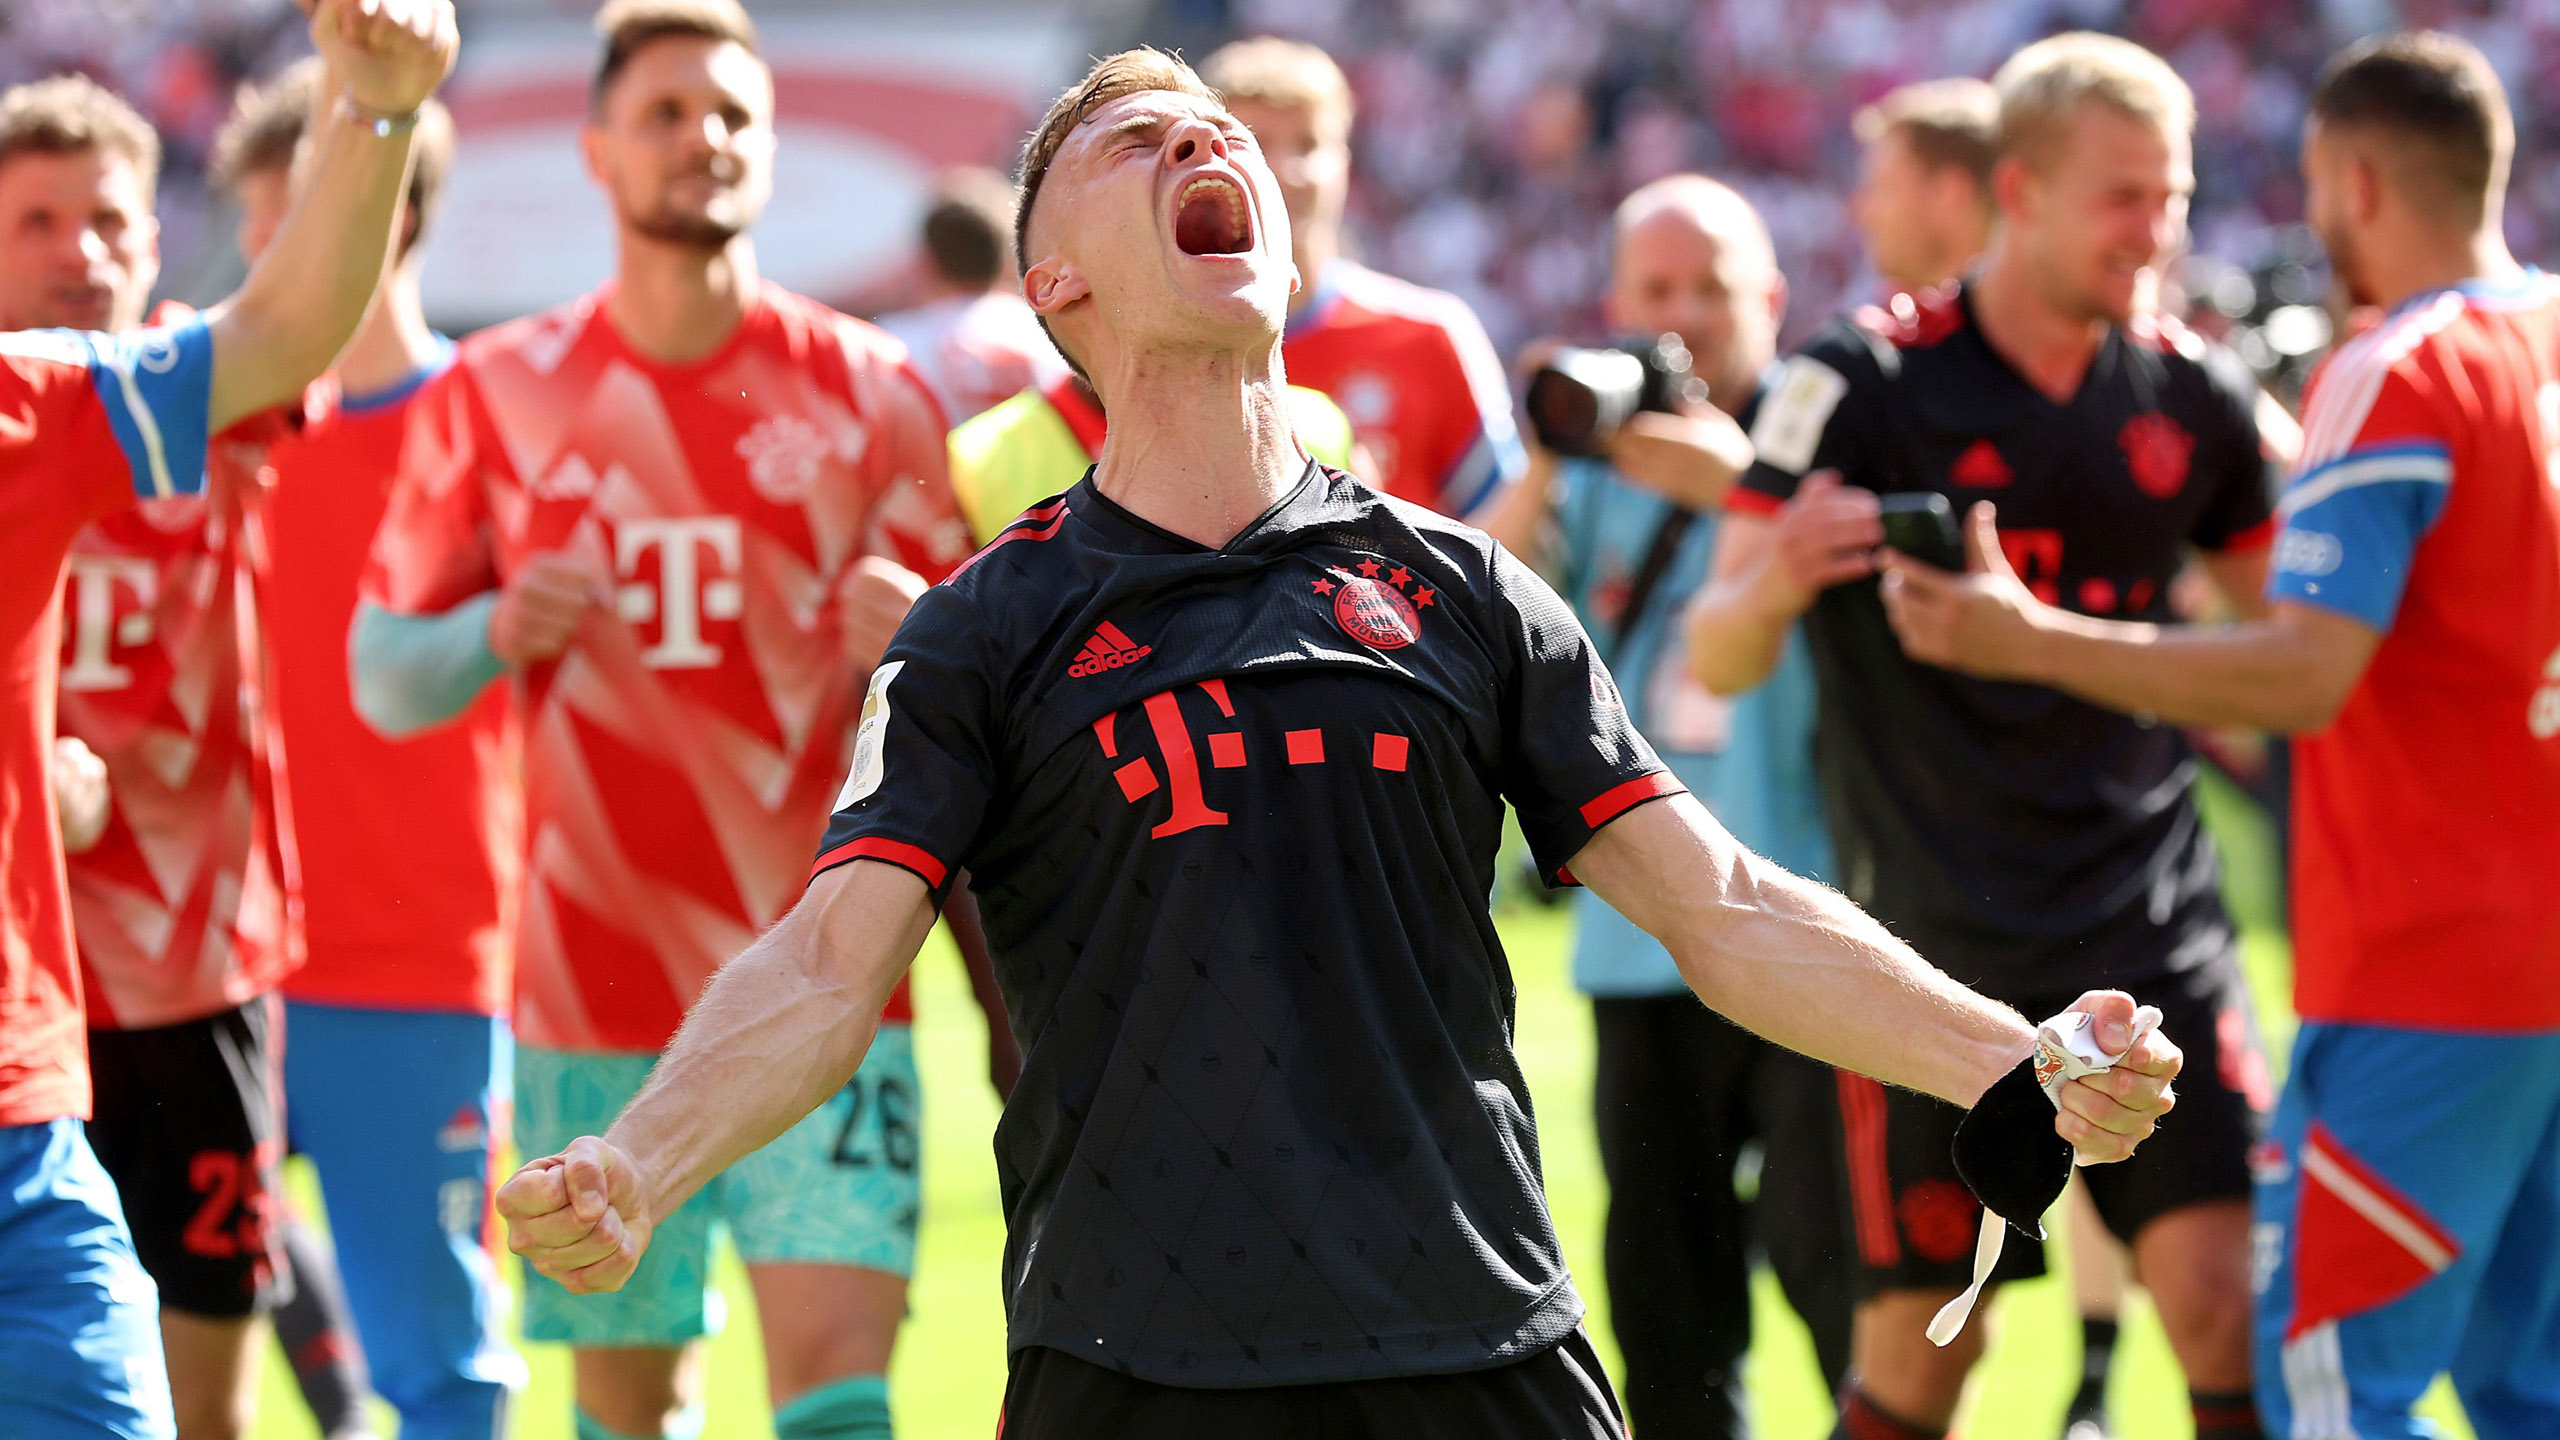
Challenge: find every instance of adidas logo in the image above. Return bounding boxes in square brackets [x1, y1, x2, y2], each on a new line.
[1068, 621, 1151, 678]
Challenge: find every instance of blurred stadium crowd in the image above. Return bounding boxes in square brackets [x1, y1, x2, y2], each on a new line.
[13, 0, 2553, 356]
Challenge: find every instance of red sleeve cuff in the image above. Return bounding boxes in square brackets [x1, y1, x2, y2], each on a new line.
[1724, 487, 1786, 518]
[811, 836, 949, 891]
[1580, 771, 1687, 829]
[2206, 517, 2278, 553]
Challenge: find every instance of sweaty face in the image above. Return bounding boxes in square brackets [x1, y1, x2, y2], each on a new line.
[234, 165, 293, 265]
[1224, 97, 1348, 265]
[586, 36, 775, 249]
[1024, 90, 1296, 372]
[1853, 130, 1933, 290]
[0, 148, 157, 332]
[1605, 209, 1778, 402]
[2017, 104, 2190, 326]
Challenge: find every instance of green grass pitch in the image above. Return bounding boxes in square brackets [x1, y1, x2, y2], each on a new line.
[252, 780, 2474, 1437]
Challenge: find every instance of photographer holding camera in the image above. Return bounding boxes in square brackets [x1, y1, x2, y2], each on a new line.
[1508, 174, 1850, 1440]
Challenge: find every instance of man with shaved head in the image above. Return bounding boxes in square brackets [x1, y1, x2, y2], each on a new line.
[500, 49, 2181, 1440]
[1516, 172, 1850, 1438]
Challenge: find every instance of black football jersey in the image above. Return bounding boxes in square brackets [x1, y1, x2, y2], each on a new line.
[814, 463, 1677, 1387]
[1733, 286, 2275, 1000]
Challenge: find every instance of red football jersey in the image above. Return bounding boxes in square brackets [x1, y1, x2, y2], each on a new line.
[2274, 276, 2560, 1030]
[1, 320, 214, 1123]
[1282, 261, 1524, 519]
[365, 283, 970, 1051]
[266, 353, 521, 1017]
[59, 432, 304, 1031]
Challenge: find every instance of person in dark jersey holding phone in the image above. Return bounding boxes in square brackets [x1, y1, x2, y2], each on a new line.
[1688, 33, 2278, 1440]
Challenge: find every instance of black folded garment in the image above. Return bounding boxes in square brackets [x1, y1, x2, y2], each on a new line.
[1950, 1054, 2074, 1239]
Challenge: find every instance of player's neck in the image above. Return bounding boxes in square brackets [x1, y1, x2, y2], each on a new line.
[334, 264, 438, 398]
[608, 232, 759, 365]
[2361, 226, 2525, 313]
[1089, 340, 1304, 549]
[1969, 251, 2106, 404]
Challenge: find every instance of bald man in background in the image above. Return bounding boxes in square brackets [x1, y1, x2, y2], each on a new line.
[1515, 174, 1850, 1440]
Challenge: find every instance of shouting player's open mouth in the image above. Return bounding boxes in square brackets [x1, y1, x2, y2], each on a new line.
[1172, 173, 1255, 257]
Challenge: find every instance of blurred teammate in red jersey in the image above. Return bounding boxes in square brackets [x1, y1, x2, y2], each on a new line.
[1879, 32, 2560, 1439]
[1201, 38, 1528, 542]
[25, 74, 311, 1440]
[0, 6, 458, 1437]
[212, 62, 530, 1440]
[351, 4, 990, 1437]
[873, 167, 1068, 425]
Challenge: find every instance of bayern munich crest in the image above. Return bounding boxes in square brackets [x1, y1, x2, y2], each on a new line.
[1310, 553, 1435, 651]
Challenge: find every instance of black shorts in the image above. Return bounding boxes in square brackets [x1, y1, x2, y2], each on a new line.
[1000, 1330, 1626, 1440]
[1832, 964, 2267, 1294]
[85, 994, 288, 1318]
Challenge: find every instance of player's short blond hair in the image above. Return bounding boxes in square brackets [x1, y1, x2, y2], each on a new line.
[1855, 77, 2000, 195]
[0, 74, 161, 196]
[1994, 32, 2194, 174]
[1201, 37, 1353, 131]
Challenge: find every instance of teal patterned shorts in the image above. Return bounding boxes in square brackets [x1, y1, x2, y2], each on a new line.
[514, 1027, 921, 1346]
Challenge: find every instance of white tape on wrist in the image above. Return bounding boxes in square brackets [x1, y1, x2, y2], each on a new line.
[1925, 1004, 2162, 1347]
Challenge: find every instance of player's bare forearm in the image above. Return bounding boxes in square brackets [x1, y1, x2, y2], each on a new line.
[605, 859, 937, 1222]
[1572, 794, 2032, 1106]
[206, 0, 457, 430]
[1685, 534, 1795, 697]
[2017, 602, 2379, 733]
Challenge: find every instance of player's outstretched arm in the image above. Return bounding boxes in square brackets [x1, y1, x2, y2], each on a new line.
[1570, 793, 2178, 1161]
[203, 0, 457, 432]
[1877, 500, 2381, 732]
[498, 859, 936, 1293]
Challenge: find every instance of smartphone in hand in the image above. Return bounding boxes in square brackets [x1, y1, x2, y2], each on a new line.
[1876, 492, 1965, 571]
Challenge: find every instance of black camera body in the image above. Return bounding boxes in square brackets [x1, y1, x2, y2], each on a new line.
[1523, 333, 1710, 457]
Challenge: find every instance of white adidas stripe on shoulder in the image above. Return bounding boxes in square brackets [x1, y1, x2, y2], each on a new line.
[2298, 291, 2468, 469]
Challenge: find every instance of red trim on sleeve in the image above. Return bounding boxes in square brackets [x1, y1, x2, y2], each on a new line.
[1579, 771, 1686, 829]
[811, 836, 948, 890]
[1724, 487, 1786, 518]
[947, 501, 1071, 582]
[2210, 517, 2278, 553]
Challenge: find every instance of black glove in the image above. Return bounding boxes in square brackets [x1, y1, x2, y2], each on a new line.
[1949, 1054, 2073, 1240]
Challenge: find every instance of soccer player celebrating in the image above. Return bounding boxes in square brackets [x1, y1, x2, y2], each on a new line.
[1872, 32, 2560, 1439]
[499, 50, 2181, 1440]
[1689, 34, 2276, 1440]
[352, 4, 981, 1438]
[0, 4, 457, 1436]
[1525, 174, 1850, 1436]
[20, 73, 308, 1440]
[212, 62, 529, 1440]
[1200, 38, 1528, 532]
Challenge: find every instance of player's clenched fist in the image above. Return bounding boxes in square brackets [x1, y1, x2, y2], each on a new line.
[835, 555, 928, 677]
[489, 552, 596, 666]
[306, 0, 460, 117]
[2050, 989, 2182, 1164]
[498, 1135, 654, 1294]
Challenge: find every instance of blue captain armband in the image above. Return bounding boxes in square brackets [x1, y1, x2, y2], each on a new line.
[83, 319, 215, 500]
[2266, 442, 2452, 633]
